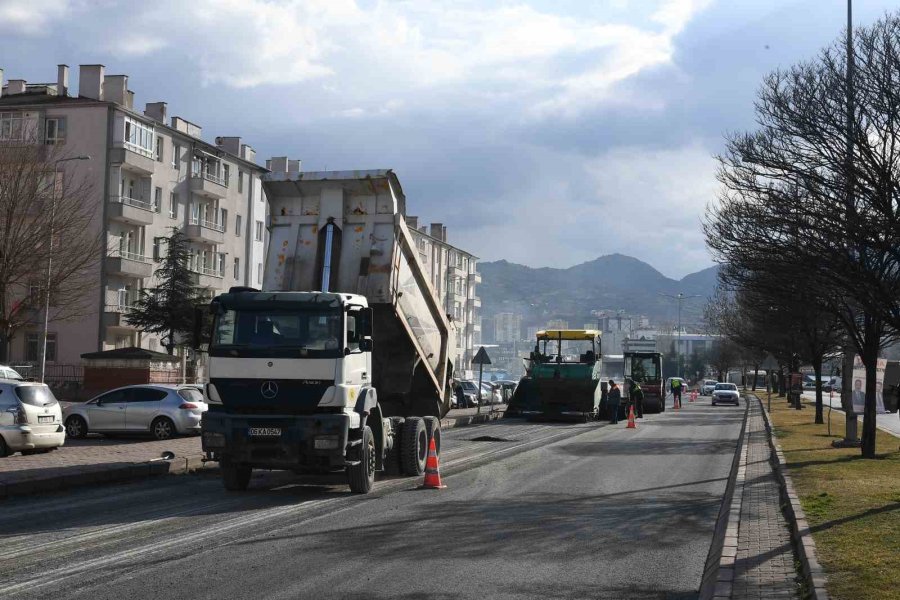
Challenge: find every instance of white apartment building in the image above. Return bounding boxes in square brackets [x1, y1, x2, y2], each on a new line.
[0, 64, 267, 364]
[494, 312, 523, 343]
[406, 217, 481, 373]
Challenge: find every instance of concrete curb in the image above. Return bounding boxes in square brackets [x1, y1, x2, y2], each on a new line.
[0, 412, 504, 501]
[698, 395, 750, 600]
[757, 395, 831, 600]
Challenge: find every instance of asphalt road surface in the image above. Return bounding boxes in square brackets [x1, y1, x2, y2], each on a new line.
[0, 400, 745, 600]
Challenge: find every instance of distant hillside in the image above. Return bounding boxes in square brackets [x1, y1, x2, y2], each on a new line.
[477, 254, 719, 328]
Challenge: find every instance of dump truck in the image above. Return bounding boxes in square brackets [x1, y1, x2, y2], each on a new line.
[198, 169, 456, 494]
[505, 329, 602, 421]
[624, 351, 664, 414]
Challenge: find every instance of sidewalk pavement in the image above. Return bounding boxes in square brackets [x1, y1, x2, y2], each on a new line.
[710, 397, 801, 599]
[0, 405, 506, 499]
[800, 391, 900, 438]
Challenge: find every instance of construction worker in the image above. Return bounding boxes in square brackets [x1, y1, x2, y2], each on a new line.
[608, 380, 621, 424]
[631, 380, 645, 418]
[671, 378, 683, 409]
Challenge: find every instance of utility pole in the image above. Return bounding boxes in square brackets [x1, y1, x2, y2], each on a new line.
[834, 0, 861, 448]
[40, 155, 90, 383]
[660, 293, 701, 379]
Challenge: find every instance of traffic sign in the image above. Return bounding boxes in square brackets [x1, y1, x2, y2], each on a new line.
[473, 346, 492, 365]
[760, 354, 779, 371]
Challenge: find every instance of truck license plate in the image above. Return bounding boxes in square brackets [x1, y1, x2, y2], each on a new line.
[248, 427, 281, 437]
[38, 416, 54, 424]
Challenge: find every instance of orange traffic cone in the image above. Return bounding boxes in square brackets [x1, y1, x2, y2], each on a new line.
[626, 405, 636, 429]
[419, 436, 446, 489]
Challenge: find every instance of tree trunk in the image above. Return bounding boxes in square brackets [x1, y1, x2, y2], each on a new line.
[861, 320, 880, 459]
[0, 330, 8, 363]
[752, 365, 759, 391]
[812, 356, 824, 424]
[779, 365, 787, 398]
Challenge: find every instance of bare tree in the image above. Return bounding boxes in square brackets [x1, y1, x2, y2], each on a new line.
[0, 142, 103, 362]
[706, 13, 900, 457]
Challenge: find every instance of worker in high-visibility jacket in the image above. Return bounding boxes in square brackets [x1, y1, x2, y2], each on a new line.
[631, 380, 645, 418]
[671, 378, 683, 409]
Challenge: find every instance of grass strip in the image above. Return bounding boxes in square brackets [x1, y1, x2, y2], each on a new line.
[763, 393, 900, 600]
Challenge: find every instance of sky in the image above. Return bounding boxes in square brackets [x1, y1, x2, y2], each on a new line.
[0, 0, 894, 278]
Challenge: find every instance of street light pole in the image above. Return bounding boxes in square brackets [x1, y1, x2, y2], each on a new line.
[40, 155, 90, 383]
[660, 292, 701, 379]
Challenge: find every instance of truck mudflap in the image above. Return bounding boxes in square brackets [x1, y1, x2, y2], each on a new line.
[202, 411, 351, 472]
[506, 378, 600, 421]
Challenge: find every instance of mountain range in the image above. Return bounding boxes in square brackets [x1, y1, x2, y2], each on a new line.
[477, 254, 719, 328]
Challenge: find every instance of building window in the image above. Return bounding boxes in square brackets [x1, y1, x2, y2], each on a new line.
[123, 116, 154, 158]
[218, 253, 226, 277]
[255, 220, 263, 241]
[152, 237, 163, 261]
[172, 144, 181, 169]
[155, 136, 163, 162]
[45, 117, 66, 145]
[153, 187, 162, 213]
[219, 208, 228, 230]
[257, 263, 262, 284]
[0, 112, 27, 142]
[238, 172, 243, 194]
[233, 257, 240, 280]
[25, 333, 56, 362]
[223, 164, 230, 187]
[235, 215, 242, 236]
[169, 192, 177, 219]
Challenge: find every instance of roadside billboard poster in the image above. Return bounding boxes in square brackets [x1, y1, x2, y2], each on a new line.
[851, 356, 887, 414]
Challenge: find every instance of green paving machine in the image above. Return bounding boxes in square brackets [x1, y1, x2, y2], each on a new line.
[505, 329, 603, 421]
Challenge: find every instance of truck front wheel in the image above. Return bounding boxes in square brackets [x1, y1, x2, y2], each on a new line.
[221, 462, 252, 491]
[348, 426, 376, 494]
[401, 417, 428, 476]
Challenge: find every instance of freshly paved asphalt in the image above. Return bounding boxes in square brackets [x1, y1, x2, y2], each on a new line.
[0, 398, 745, 600]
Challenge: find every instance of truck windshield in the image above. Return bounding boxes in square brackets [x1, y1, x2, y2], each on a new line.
[625, 356, 660, 382]
[535, 339, 596, 364]
[210, 308, 343, 358]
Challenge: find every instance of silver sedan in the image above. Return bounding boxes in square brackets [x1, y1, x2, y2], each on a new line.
[63, 385, 207, 440]
[711, 383, 740, 406]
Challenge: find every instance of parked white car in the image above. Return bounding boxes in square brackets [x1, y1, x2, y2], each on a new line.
[711, 383, 740, 406]
[64, 384, 207, 440]
[0, 365, 24, 381]
[0, 380, 65, 456]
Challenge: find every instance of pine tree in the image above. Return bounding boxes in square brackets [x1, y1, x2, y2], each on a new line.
[126, 229, 201, 354]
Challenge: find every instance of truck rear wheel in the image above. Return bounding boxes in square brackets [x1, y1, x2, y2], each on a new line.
[222, 462, 251, 491]
[423, 416, 441, 457]
[348, 426, 376, 494]
[401, 417, 428, 476]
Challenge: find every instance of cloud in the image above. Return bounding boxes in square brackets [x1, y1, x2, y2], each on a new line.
[0, 0, 73, 35]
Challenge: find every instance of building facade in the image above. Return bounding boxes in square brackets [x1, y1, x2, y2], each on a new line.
[406, 217, 481, 373]
[0, 64, 267, 364]
[494, 312, 522, 344]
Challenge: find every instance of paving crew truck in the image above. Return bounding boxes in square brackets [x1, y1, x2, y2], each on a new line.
[199, 169, 456, 494]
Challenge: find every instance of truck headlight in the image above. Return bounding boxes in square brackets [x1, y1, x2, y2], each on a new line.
[314, 435, 340, 450]
[203, 432, 226, 448]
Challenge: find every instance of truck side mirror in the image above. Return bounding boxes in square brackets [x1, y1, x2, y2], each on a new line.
[361, 307, 374, 337]
[359, 337, 374, 352]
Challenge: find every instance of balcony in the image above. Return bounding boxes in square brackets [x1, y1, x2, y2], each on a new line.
[185, 218, 225, 244]
[468, 271, 482, 284]
[108, 195, 155, 226]
[467, 296, 481, 309]
[110, 144, 156, 175]
[190, 266, 224, 289]
[102, 305, 138, 332]
[190, 172, 228, 199]
[106, 251, 153, 279]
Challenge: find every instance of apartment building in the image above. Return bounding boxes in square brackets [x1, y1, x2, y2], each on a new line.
[406, 217, 481, 373]
[494, 312, 523, 343]
[0, 64, 267, 364]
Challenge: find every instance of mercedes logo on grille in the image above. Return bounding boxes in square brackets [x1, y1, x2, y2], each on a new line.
[260, 381, 279, 399]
